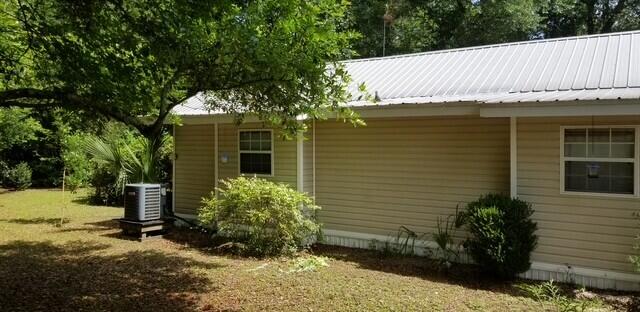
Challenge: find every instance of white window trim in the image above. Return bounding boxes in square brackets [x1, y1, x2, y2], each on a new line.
[238, 129, 275, 177]
[559, 125, 639, 198]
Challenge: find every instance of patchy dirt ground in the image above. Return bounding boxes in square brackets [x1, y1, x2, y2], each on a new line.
[0, 189, 635, 311]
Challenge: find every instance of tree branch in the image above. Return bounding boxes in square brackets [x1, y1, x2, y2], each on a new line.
[0, 88, 150, 135]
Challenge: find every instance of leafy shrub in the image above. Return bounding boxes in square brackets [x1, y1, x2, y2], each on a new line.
[61, 133, 93, 192]
[4, 162, 32, 191]
[461, 193, 537, 279]
[199, 177, 320, 257]
[0, 160, 8, 184]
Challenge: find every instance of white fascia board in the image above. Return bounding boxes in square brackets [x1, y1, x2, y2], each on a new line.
[178, 114, 262, 125]
[353, 102, 479, 118]
[176, 103, 481, 125]
[480, 100, 640, 117]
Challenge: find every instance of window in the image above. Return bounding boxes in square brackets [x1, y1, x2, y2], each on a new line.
[562, 127, 636, 195]
[239, 130, 273, 175]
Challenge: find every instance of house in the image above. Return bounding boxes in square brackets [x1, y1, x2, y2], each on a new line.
[171, 30, 640, 290]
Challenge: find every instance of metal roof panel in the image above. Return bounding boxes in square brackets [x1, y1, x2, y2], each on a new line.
[174, 31, 640, 116]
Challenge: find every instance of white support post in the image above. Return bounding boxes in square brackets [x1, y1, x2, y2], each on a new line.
[172, 124, 176, 212]
[312, 119, 316, 198]
[214, 122, 219, 198]
[510, 117, 517, 198]
[296, 127, 304, 192]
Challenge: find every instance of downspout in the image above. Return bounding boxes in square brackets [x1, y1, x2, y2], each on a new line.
[510, 117, 517, 198]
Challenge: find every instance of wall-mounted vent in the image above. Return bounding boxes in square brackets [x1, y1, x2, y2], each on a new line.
[124, 184, 162, 221]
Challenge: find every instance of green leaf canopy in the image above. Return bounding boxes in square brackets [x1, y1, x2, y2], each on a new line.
[0, 0, 360, 139]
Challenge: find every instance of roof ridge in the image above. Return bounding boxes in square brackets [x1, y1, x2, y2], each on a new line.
[342, 29, 640, 64]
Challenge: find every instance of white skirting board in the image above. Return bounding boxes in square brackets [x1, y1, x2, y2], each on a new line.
[322, 229, 640, 291]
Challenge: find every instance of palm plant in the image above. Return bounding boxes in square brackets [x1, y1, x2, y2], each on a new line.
[83, 135, 168, 194]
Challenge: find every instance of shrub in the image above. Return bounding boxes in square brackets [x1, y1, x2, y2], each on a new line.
[199, 177, 320, 256]
[62, 133, 93, 192]
[0, 160, 8, 184]
[4, 162, 32, 191]
[461, 193, 537, 279]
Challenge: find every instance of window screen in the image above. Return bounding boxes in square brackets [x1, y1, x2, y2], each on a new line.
[239, 130, 272, 175]
[563, 128, 635, 195]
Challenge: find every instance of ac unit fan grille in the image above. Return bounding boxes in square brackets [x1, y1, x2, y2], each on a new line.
[144, 187, 161, 219]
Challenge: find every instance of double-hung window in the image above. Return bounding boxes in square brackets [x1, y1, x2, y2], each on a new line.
[562, 127, 636, 195]
[239, 130, 273, 176]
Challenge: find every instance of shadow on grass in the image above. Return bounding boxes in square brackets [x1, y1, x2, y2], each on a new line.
[0, 217, 70, 225]
[0, 240, 222, 311]
[70, 195, 123, 208]
[312, 244, 526, 296]
[55, 219, 120, 234]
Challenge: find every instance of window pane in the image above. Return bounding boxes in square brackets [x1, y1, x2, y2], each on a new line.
[239, 141, 250, 150]
[612, 143, 634, 158]
[565, 161, 634, 194]
[260, 141, 271, 151]
[240, 153, 271, 175]
[588, 128, 609, 143]
[612, 129, 634, 143]
[260, 131, 271, 141]
[250, 140, 261, 150]
[565, 143, 586, 157]
[565, 129, 586, 143]
[587, 143, 609, 157]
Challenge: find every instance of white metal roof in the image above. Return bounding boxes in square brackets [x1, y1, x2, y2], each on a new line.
[175, 30, 640, 116]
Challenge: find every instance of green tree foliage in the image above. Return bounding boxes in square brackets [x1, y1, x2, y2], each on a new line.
[538, 0, 640, 37]
[199, 177, 320, 256]
[455, 0, 541, 47]
[0, 0, 361, 140]
[0, 108, 42, 152]
[348, 0, 639, 58]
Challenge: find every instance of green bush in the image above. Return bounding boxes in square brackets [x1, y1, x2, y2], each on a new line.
[199, 177, 321, 257]
[4, 162, 32, 191]
[461, 193, 537, 279]
[62, 133, 93, 192]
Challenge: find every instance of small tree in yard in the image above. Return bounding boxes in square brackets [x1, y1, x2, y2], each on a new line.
[199, 177, 320, 257]
[0, 0, 363, 142]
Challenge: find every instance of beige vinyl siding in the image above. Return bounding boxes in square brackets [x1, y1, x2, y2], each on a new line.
[517, 116, 640, 273]
[303, 125, 314, 195]
[174, 123, 297, 215]
[174, 124, 215, 215]
[217, 123, 297, 187]
[314, 116, 510, 236]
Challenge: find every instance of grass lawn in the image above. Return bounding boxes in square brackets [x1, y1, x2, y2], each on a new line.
[0, 189, 633, 311]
